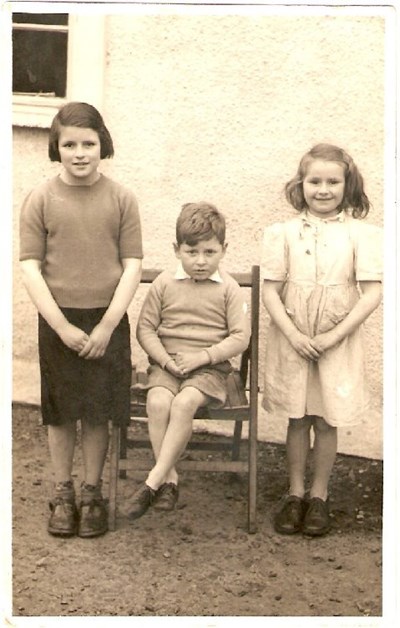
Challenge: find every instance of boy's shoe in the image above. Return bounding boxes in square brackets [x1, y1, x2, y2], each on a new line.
[125, 483, 156, 520]
[273, 495, 307, 534]
[153, 483, 179, 511]
[302, 497, 330, 536]
[78, 482, 108, 538]
[48, 482, 78, 537]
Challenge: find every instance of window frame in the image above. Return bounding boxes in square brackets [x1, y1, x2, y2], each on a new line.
[12, 14, 105, 128]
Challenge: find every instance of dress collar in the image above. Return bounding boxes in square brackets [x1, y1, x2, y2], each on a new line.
[301, 210, 346, 226]
[174, 262, 223, 283]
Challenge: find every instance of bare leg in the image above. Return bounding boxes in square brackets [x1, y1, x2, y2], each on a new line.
[146, 387, 209, 490]
[81, 420, 109, 487]
[286, 416, 313, 498]
[146, 387, 177, 484]
[309, 416, 337, 501]
[48, 422, 77, 483]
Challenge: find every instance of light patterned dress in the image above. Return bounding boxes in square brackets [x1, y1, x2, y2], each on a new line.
[261, 211, 382, 427]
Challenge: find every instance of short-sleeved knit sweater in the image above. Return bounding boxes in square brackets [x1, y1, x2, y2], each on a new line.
[19, 174, 143, 308]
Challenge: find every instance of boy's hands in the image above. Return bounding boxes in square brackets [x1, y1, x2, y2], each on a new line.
[165, 350, 210, 378]
[174, 350, 210, 375]
[165, 359, 186, 378]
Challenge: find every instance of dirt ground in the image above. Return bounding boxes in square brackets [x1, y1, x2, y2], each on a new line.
[10, 404, 382, 619]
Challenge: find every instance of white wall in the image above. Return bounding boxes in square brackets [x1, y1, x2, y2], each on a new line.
[12, 8, 388, 457]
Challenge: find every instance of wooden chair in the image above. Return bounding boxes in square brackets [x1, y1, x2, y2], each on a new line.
[108, 265, 260, 533]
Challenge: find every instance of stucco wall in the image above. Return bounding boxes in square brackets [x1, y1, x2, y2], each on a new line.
[12, 11, 385, 455]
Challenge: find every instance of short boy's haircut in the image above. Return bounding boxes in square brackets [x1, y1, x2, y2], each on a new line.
[48, 101, 114, 162]
[176, 202, 226, 246]
[285, 143, 370, 218]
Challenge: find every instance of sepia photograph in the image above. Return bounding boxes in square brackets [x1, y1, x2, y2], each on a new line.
[1, 0, 397, 624]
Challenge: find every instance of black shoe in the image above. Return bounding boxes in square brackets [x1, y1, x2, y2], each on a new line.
[302, 497, 330, 536]
[125, 483, 156, 520]
[78, 482, 108, 538]
[78, 497, 108, 538]
[48, 484, 78, 537]
[274, 495, 307, 534]
[154, 483, 179, 511]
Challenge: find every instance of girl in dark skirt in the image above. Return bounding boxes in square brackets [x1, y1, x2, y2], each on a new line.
[19, 102, 142, 537]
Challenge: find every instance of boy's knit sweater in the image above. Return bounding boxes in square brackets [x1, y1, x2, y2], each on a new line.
[137, 268, 251, 368]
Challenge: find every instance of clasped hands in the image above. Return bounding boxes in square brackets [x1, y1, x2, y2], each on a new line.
[57, 321, 113, 360]
[166, 350, 210, 378]
[288, 329, 339, 361]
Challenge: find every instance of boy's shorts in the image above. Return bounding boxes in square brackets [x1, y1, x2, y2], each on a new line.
[145, 360, 232, 409]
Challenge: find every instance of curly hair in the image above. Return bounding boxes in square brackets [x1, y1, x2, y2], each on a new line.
[284, 143, 370, 218]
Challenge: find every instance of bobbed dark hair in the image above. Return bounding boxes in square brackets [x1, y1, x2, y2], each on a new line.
[176, 202, 226, 246]
[284, 143, 370, 218]
[48, 102, 114, 162]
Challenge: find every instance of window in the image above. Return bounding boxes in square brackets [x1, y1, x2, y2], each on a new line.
[12, 13, 105, 128]
[13, 13, 69, 98]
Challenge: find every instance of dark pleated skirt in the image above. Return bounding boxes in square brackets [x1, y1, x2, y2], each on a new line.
[38, 308, 131, 426]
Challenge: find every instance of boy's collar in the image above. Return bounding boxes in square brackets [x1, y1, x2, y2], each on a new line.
[174, 262, 223, 283]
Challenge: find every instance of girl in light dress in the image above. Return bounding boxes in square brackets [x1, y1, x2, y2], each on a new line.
[261, 143, 382, 536]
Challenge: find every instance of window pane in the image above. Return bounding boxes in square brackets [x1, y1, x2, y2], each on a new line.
[13, 13, 69, 25]
[12, 14, 68, 97]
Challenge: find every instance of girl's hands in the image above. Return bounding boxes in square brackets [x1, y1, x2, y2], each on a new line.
[79, 322, 114, 360]
[288, 329, 339, 360]
[57, 320, 113, 359]
[287, 330, 321, 361]
[310, 331, 339, 355]
[57, 321, 90, 353]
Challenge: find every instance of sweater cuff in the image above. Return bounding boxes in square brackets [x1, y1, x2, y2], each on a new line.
[161, 355, 174, 369]
[205, 347, 218, 365]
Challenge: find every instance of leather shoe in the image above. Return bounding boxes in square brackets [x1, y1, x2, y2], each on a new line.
[274, 495, 307, 534]
[154, 483, 179, 511]
[78, 482, 108, 538]
[78, 497, 108, 538]
[125, 483, 156, 520]
[48, 484, 78, 537]
[302, 497, 330, 536]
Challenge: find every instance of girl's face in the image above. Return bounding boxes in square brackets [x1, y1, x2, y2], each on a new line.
[303, 159, 345, 218]
[58, 126, 101, 185]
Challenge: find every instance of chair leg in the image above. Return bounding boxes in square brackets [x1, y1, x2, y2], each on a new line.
[232, 420, 243, 461]
[247, 412, 258, 534]
[119, 424, 128, 480]
[108, 424, 120, 531]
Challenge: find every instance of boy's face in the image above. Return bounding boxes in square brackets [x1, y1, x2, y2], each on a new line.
[174, 236, 227, 281]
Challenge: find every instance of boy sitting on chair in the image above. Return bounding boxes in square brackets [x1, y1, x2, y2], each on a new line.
[124, 202, 250, 519]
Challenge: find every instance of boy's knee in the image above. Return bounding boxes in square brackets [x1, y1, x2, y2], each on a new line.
[171, 389, 203, 416]
[147, 387, 174, 414]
